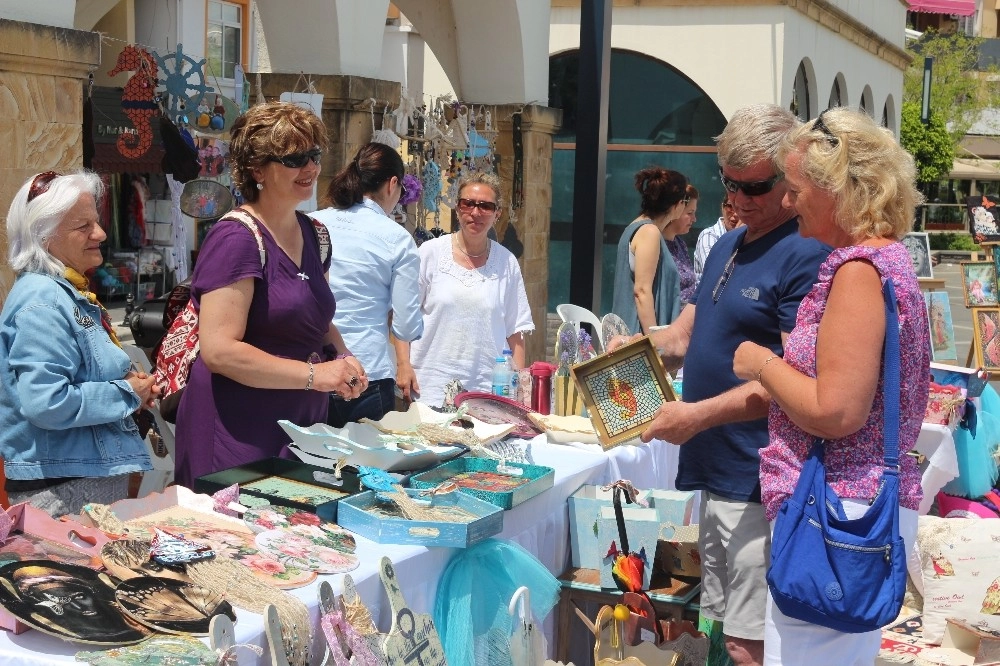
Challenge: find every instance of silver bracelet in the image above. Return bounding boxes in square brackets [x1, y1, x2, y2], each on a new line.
[756, 354, 779, 383]
[305, 360, 315, 391]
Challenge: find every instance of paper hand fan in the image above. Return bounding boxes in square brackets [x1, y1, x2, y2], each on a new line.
[509, 586, 547, 666]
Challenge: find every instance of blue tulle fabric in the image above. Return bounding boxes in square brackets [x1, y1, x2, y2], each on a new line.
[433, 539, 560, 666]
[943, 384, 1000, 498]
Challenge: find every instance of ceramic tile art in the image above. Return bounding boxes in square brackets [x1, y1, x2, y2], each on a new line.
[584, 353, 666, 436]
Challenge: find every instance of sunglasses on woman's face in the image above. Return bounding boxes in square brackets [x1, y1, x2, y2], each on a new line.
[457, 198, 498, 213]
[270, 148, 322, 169]
[718, 167, 783, 197]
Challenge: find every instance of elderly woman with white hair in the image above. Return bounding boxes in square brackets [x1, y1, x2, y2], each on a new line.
[0, 170, 154, 516]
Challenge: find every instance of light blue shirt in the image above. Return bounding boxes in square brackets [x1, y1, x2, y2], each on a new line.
[0, 272, 151, 480]
[312, 199, 423, 381]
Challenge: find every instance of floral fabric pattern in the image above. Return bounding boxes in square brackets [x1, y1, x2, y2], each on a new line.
[760, 242, 930, 521]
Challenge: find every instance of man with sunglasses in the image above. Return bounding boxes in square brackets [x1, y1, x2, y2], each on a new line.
[639, 104, 829, 666]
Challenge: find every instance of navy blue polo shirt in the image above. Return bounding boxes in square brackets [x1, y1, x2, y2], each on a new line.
[676, 218, 830, 502]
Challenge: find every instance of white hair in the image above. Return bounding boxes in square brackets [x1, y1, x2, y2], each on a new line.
[716, 104, 801, 171]
[6, 171, 104, 276]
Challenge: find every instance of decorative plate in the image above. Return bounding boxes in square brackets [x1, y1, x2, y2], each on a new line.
[0, 560, 152, 645]
[452, 392, 544, 439]
[254, 528, 359, 574]
[114, 576, 236, 636]
[526, 412, 600, 445]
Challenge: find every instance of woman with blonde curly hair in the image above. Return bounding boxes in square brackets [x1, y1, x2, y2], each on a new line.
[173, 101, 367, 487]
[733, 107, 929, 664]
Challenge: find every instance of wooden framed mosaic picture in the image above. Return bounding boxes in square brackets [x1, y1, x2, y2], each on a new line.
[570, 335, 676, 449]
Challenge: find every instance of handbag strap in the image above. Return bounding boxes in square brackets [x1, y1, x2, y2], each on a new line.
[612, 484, 634, 554]
[813, 279, 900, 471]
[881, 279, 900, 471]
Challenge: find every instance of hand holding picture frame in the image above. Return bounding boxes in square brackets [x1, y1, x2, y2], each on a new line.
[570, 336, 676, 449]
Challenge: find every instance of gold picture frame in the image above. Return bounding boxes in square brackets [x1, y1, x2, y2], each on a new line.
[971, 307, 1000, 372]
[570, 335, 676, 449]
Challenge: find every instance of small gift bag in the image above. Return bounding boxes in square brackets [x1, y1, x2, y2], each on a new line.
[924, 381, 966, 427]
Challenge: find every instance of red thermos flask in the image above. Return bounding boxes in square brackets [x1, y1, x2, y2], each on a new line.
[530, 362, 556, 415]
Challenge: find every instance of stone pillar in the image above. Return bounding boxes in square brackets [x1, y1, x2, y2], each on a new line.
[252, 73, 401, 206]
[0, 19, 100, 300]
[490, 104, 562, 364]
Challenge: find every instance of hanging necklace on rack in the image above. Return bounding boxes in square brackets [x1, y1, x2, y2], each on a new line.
[453, 234, 490, 259]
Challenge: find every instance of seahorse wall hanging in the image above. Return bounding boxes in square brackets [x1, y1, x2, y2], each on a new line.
[108, 45, 159, 159]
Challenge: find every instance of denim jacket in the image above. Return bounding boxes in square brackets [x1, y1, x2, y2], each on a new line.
[0, 272, 151, 480]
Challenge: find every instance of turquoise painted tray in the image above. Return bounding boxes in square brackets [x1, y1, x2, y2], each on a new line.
[408, 457, 554, 510]
[336, 488, 504, 548]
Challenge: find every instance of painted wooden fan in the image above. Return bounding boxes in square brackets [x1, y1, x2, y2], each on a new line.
[379, 556, 447, 666]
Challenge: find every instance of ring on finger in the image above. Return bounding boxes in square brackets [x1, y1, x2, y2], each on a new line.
[348, 376, 359, 387]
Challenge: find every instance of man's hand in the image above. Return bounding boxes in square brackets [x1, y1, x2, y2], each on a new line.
[605, 333, 642, 353]
[640, 400, 703, 445]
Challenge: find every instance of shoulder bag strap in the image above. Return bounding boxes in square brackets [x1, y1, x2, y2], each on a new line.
[223, 208, 267, 269]
[881, 279, 901, 471]
[303, 213, 332, 264]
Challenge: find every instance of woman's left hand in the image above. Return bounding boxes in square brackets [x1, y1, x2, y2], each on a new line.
[125, 371, 159, 409]
[733, 341, 769, 382]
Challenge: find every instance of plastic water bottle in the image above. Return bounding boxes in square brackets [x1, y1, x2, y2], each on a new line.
[502, 348, 518, 397]
[492, 356, 511, 397]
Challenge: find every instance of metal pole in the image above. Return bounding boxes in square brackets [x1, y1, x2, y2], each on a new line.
[569, 0, 612, 312]
[921, 56, 933, 125]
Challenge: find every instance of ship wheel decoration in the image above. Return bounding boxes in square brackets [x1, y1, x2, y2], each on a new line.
[154, 43, 215, 125]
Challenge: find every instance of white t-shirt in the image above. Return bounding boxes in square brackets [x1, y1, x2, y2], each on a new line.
[409, 234, 534, 407]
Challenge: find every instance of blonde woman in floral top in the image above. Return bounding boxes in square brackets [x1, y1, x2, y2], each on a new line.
[733, 108, 929, 666]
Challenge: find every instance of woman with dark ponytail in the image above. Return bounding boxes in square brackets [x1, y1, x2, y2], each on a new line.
[313, 143, 423, 426]
[611, 166, 689, 334]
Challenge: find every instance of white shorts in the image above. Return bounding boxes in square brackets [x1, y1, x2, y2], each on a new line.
[763, 500, 919, 666]
[698, 491, 771, 641]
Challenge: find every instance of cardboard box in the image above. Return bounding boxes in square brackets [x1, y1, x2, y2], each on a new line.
[597, 505, 660, 590]
[657, 523, 701, 579]
[647, 489, 695, 527]
[942, 617, 1000, 664]
[568, 484, 651, 569]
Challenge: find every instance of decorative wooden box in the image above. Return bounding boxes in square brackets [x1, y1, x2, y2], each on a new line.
[568, 484, 652, 569]
[194, 457, 361, 522]
[647, 489, 696, 527]
[408, 457, 554, 510]
[336, 489, 504, 548]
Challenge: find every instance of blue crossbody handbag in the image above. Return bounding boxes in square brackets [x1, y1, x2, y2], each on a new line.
[765, 279, 907, 634]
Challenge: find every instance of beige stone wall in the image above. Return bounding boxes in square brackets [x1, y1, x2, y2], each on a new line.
[0, 19, 100, 301]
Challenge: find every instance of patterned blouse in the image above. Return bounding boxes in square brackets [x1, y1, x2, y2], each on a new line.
[760, 242, 930, 521]
[667, 237, 697, 303]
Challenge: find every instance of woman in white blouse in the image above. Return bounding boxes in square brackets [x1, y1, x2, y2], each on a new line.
[396, 172, 533, 407]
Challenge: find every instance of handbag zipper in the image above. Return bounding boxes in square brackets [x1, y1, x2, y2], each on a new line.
[805, 517, 894, 561]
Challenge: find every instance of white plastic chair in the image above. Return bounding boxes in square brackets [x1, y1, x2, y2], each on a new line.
[556, 303, 605, 352]
[122, 344, 176, 496]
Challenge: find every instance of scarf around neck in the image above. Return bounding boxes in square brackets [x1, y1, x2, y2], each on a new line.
[63, 267, 121, 348]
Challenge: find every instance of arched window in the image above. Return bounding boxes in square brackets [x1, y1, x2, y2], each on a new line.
[828, 76, 843, 109]
[860, 85, 874, 117]
[547, 49, 727, 311]
[791, 61, 811, 120]
[549, 49, 726, 145]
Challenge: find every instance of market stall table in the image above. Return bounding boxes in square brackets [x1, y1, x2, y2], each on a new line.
[0, 438, 681, 665]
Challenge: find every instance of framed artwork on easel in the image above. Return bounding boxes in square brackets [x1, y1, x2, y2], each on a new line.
[971, 307, 1000, 372]
[924, 291, 958, 363]
[960, 261, 999, 307]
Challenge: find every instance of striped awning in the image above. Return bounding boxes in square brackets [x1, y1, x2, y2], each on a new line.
[907, 0, 975, 16]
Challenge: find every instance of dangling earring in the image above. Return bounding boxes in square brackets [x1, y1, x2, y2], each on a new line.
[256, 182, 263, 190]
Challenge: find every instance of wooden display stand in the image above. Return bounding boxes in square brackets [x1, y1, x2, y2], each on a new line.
[555, 566, 700, 662]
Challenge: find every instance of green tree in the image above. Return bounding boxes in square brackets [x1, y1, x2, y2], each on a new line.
[900, 101, 954, 183]
[903, 30, 1000, 145]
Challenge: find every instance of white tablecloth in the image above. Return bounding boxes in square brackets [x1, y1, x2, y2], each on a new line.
[0, 438, 681, 666]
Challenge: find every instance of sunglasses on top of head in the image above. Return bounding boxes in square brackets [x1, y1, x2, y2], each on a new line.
[718, 167, 783, 197]
[269, 148, 322, 169]
[457, 198, 498, 213]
